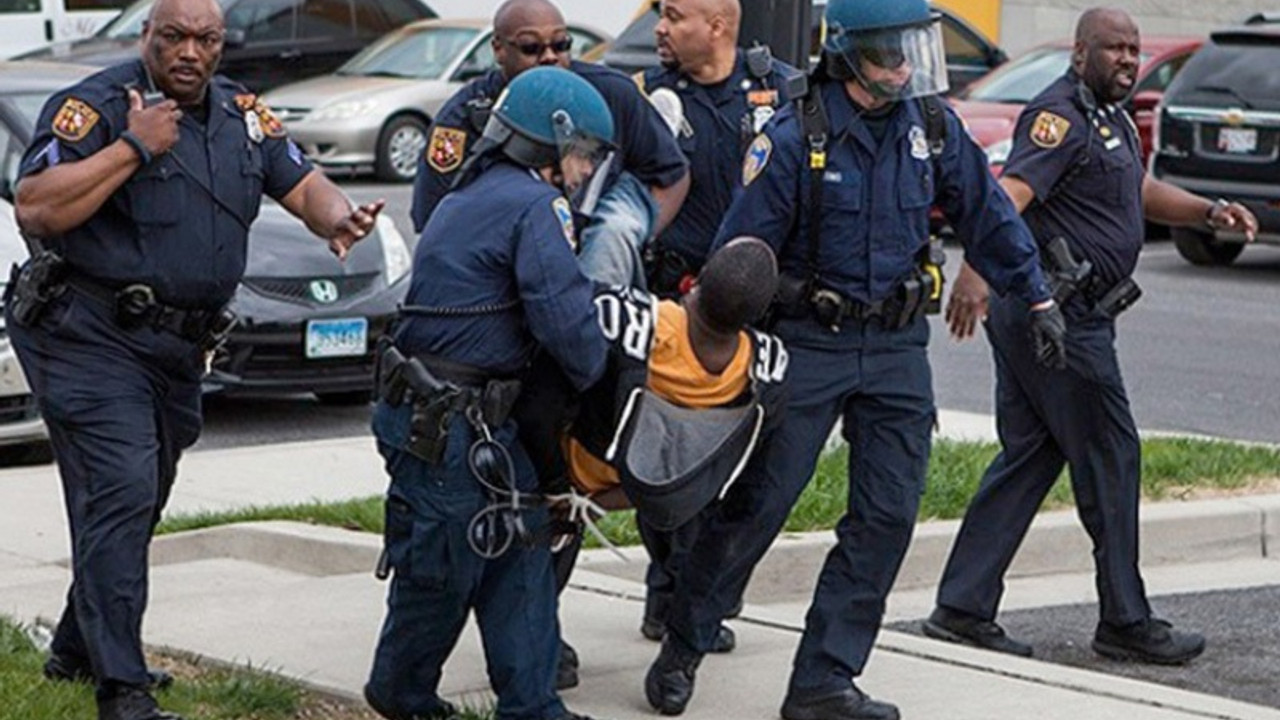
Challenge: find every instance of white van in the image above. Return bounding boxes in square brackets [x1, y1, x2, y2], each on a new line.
[0, 0, 128, 59]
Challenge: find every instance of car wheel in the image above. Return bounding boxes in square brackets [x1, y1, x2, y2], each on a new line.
[1171, 227, 1245, 266]
[315, 390, 372, 406]
[375, 114, 429, 183]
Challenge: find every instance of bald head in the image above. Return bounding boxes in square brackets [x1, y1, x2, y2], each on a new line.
[491, 0, 571, 79]
[142, 0, 224, 105]
[1072, 7, 1140, 103]
[494, 0, 565, 37]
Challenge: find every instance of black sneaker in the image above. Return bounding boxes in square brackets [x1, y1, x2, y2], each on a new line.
[922, 606, 1033, 657]
[781, 685, 900, 720]
[97, 686, 183, 720]
[557, 640, 580, 691]
[45, 653, 175, 691]
[1092, 617, 1206, 665]
[363, 684, 458, 720]
[644, 637, 702, 716]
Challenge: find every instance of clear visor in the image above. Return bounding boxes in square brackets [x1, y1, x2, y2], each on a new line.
[551, 109, 615, 213]
[827, 19, 949, 100]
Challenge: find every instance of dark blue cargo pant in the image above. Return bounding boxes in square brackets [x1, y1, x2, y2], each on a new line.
[665, 315, 935, 697]
[7, 289, 203, 690]
[936, 292, 1151, 627]
[365, 401, 566, 720]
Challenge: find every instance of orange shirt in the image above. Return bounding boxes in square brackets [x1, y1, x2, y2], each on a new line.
[567, 300, 752, 494]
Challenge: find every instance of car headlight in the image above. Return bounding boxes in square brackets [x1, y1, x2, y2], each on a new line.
[378, 216, 412, 285]
[310, 100, 379, 121]
[984, 138, 1013, 166]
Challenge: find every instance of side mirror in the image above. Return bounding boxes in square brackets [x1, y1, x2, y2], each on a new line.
[989, 47, 1009, 67]
[224, 28, 246, 48]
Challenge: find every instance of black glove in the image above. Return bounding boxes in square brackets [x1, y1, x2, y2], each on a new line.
[1029, 302, 1067, 370]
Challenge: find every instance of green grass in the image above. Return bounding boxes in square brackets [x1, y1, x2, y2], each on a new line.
[157, 437, 1280, 548]
[0, 617, 304, 720]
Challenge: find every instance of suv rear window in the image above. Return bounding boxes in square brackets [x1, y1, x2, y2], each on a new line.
[1166, 34, 1280, 110]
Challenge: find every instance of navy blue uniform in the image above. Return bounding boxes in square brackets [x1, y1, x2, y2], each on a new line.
[936, 71, 1152, 629]
[8, 60, 311, 689]
[640, 51, 793, 271]
[410, 61, 687, 233]
[365, 159, 607, 720]
[664, 79, 1052, 697]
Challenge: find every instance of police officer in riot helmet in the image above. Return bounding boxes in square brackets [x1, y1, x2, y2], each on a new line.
[642, 0, 1066, 718]
[363, 66, 611, 720]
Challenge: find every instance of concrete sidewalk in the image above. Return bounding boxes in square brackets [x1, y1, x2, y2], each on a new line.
[1, 410, 1278, 719]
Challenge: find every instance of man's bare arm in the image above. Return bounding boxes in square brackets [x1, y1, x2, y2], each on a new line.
[278, 170, 385, 259]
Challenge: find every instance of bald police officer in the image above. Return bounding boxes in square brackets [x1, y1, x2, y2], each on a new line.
[10, 1, 382, 719]
[926, 7, 1257, 665]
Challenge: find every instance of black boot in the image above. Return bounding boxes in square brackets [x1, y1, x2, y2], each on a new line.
[97, 686, 183, 720]
[1092, 617, 1205, 665]
[45, 653, 174, 690]
[922, 606, 1033, 657]
[363, 684, 458, 720]
[781, 685, 900, 720]
[644, 636, 702, 716]
[556, 639, 580, 690]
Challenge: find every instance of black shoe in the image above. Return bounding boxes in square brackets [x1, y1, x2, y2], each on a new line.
[363, 684, 458, 720]
[922, 606, 1033, 658]
[644, 637, 702, 716]
[1092, 617, 1205, 665]
[640, 618, 735, 654]
[46, 654, 175, 691]
[557, 640, 580, 691]
[97, 686, 183, 720]
[781, 685, 900, 720]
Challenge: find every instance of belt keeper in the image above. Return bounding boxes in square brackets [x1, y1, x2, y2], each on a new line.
[119, 130, 153, 166]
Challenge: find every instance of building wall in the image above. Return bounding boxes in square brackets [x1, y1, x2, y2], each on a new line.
[1000, 1, 1274, 54]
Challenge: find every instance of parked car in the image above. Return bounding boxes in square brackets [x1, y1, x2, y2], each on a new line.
[263, 18, 609, 181]
[0, 0, 127, 59]
[0, 61, 412, 403]
[586, 2, 1007, 97]
[953, 36, 1201, 173]
[1151, 21, 1280, 266]
[15, 0, 436, 94]
[0, 198, 50, 464]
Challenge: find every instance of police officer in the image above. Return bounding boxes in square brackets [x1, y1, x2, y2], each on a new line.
[925, 7, 1257, 665]
[638, 0, 794, 294]
[642, 1, 1068, 718]
[409, 0, 689, 242]
[362, 66, 612, 720]
[9, 2, 380, 719]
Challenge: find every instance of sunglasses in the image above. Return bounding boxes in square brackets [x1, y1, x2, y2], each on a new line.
[505, 36, 573, 57]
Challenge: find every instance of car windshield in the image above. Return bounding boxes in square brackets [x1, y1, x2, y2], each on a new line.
[337, 26, 481, 79]
[10, 92, 52, 130]
[1168, 37, 1280, 110]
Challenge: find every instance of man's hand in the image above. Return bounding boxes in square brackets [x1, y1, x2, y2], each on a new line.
[126, 88, 181, 157]
[1208, 200, 1259, 242]
[946, 261, 990, 341]
[1028, 301, 1067, 370]
[328, 199, 386, 260]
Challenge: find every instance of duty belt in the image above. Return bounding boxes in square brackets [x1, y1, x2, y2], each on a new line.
[65, 272, 230, 343]
[810, 288, 887, 326]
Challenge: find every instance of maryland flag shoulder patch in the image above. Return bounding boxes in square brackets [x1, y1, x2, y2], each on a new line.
[253, 99, 286, 139]
[1030, 110, 1071, 149]
[51, 97, 100, 142]
[427, 126, 467, 173]
[233, 93, 257, 112]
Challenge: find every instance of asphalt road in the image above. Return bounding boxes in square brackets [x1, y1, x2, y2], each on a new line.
[193, 179, 1280, 450]
[888, 584, 1280, 710]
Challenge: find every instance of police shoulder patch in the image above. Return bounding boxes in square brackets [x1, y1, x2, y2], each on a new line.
[252, 99, 286, 138]
[51, 97, 100, 142]
[743, 133, 772, 186]
[552, 196, 577, 250]
[233, 93, 257, 112]
[1030, 110, 1071, 149]
[427, 126, 467, 173]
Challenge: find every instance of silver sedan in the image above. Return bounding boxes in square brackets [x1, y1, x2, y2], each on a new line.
[263, 18, 609, 183]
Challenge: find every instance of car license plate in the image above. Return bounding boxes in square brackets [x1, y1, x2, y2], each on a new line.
[305, 318, 367, 359]
[1218, 127, 1257, 154]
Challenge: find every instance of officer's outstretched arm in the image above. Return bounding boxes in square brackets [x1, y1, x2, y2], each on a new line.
[279, 171, 385, 260]
[651, 172, 690, 234]
[1141, 176, 1257, 241]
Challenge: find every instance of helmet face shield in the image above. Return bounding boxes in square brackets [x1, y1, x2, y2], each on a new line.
[552, 109, 616, 213]
[826, 17, 949, 100]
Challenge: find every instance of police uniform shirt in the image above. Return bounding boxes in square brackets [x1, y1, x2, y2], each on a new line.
[396, 160, 606, 390]
[712, 79, 1051, 305]
[1002, 71, 1145, 287]
[20, 60, 312, 309]
[410, 60, 689, 233]
[640, 51, 792, 267]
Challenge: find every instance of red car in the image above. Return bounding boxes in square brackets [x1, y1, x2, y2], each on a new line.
[951, 36, 1202, 174]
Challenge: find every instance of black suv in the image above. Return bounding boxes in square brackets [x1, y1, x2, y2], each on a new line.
[592, 2, 1007, 96]
[16, 0, 435, 94]
[1151, 18, 1280, 265]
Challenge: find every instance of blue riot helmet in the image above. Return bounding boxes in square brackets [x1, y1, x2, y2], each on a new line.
[481, 66, 617, 210]
[822, 0, 949, 100]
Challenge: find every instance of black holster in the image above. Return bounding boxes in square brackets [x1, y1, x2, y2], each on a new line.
[6, 250, 67, 328]
[1094, 276, 1142, 318]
